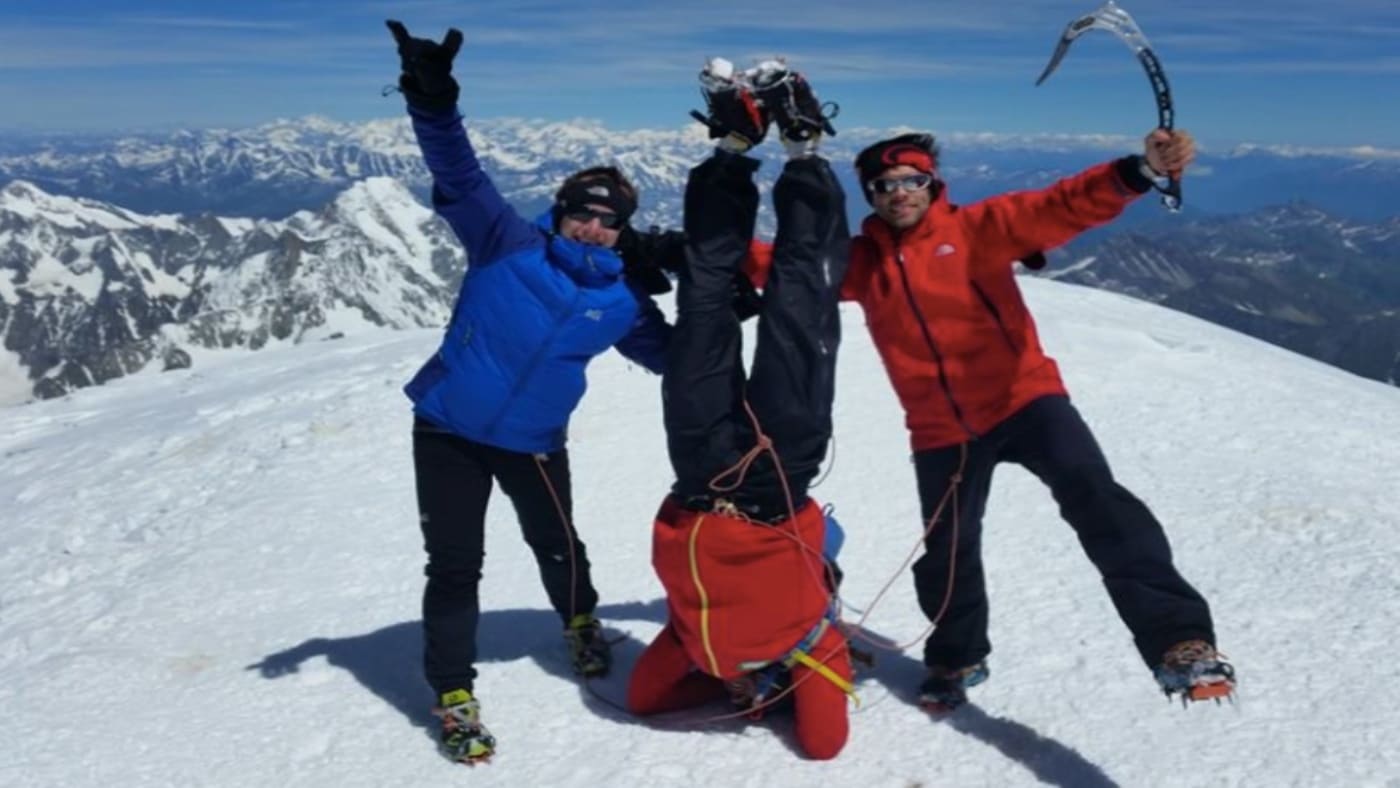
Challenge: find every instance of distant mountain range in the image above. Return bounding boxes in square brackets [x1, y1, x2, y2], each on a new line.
[1, 116, 1397, 403]
[1044, 203, 1400, 386]
[4, 116, 1399, 225]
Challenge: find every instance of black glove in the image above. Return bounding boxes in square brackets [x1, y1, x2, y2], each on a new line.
[386, 20, 462, 113]
[731, 270, 763, 322]
[616, 225, 681, 295]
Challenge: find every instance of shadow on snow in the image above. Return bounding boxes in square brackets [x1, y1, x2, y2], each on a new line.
[844, 623, 1119, 788]
[249, 606, 1115, 780]
[247, 599, 668, 736]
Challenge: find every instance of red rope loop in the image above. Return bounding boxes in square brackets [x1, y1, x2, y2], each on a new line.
[534, 453, 581, 621]
[844, 442, 968, 654]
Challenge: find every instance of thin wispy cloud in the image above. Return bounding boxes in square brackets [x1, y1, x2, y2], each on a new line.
[117, 16, 300, 31]
[2, 0, 1397, 147]
[1174, 56, 1400, 75]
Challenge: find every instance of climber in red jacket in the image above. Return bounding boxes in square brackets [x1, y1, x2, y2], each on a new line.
[840, 128, 1233, 708]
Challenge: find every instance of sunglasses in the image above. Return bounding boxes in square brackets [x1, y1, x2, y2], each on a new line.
[868, 173, 934, 195]
[563, 208, 624, 230]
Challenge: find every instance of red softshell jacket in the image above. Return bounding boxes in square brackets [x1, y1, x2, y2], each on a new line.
[841, 161, 1144, 450]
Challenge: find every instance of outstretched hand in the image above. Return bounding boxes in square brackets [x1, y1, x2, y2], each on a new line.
[385, 20, 464, 112]
[1143, 128, 1194, 176]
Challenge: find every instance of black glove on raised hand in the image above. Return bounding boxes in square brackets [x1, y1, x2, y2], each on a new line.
[385, 20, 462, 113]
[615, 226, 677, 296]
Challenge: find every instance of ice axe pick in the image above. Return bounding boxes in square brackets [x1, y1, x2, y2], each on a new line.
[1035, 1, 1183, 211]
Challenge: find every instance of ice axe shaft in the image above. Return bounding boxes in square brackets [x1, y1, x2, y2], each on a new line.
[1035, 1, 1182, 211]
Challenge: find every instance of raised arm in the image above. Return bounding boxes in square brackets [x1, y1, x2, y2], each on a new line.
[387, 20, 538, 266]
[966, 129, 1195, 270]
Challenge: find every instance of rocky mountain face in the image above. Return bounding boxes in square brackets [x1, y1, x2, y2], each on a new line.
[0, 178, 461, 404]
[2, 116, 1397, 403]
[1045, 203, 1400, 385]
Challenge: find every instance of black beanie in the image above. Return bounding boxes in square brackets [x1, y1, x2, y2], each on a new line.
[553, 171, 637, 227]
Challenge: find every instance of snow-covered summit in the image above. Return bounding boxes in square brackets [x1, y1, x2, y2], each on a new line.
[2, 279, 1397, 785]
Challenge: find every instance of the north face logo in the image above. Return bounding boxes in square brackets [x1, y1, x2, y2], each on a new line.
[584, 309, 604, 321]
[934, 243, 957, 257]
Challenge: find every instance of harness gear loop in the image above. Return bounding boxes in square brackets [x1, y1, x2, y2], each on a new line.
[732, 609, 858, 714]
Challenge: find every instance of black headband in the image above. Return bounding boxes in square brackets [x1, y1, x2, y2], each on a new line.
[555, 178, 636, 223]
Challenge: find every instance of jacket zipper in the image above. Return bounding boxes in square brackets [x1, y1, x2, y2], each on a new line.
[970, 281, 1020, 353]
[687, 515, 722, 675]
[893, 247, 979, 440]
[482, 287, 584, 441]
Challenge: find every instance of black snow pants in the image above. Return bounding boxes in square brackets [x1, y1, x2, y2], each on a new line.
[412, 419, 598, 695]
[662, 151, 850, 520]
[912, 395, 1216, 670]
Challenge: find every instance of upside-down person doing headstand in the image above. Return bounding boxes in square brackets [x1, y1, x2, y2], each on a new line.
[625, 58, 855, 760]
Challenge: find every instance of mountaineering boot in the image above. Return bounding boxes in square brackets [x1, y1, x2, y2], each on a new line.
[918, 660, 989, 712]
[749, 60, 836, 157]
[724, 665, 794, 720]
[433, 689, 496, 764]
[1154, 639, 1236, 704]
[691, 57, 770, 153]
[564, 613, 613, 678]
[724, 673, 764, 718]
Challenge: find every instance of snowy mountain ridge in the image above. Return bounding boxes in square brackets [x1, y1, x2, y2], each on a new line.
[6, 116, 1400, 223]
[1048, 203, 1400, 385]
[0, 177, 461, 404]
[6, 170, 1400, 406]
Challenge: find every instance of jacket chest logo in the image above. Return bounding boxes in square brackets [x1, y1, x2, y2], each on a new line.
[934, 243, 957, 257]
[584, 309, 604, 321]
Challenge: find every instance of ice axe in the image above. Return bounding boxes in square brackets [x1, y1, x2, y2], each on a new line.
[1035, 1, 1183, 211]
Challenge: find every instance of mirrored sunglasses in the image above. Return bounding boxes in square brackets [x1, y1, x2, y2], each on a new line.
[868, 173, 934, 195]
[564, 208, 624, 229]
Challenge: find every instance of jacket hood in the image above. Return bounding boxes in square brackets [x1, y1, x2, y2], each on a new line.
[533, 210, 625, 288]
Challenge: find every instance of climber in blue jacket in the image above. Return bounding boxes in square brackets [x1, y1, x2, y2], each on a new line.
[386, 20, 671, 762]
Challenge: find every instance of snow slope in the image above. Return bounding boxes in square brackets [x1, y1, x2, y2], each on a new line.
[2, 279, 1398, 787]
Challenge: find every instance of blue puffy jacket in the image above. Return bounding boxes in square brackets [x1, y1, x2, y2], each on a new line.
[403, 107, 671, 454]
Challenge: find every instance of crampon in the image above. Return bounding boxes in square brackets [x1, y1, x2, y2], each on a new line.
[1154, 640, 1237, 706]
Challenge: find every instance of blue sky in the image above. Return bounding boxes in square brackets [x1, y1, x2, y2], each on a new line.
[2, 0, 1398, 148]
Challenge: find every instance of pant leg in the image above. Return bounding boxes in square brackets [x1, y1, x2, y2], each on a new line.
[791, 626, 852, 760]
[627, 623, 727, 714]
[912, 441, 998, 669]
[1001, 395, 1215, 667]
[664, 151, 762, 501]
[491, 446, 599, 624]
[745, 157, 851, 517]
[413, 421, 492, 695]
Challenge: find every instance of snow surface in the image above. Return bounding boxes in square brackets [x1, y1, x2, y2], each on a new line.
[0, 346, 30, 405]
[3, 279, 1399, 787]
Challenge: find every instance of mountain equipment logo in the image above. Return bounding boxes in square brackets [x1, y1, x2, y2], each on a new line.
[935, 243, 957, 257]
[585, 309, 604, 321]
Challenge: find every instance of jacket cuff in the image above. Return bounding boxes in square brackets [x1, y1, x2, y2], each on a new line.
[1114, 155, 1155, 194]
